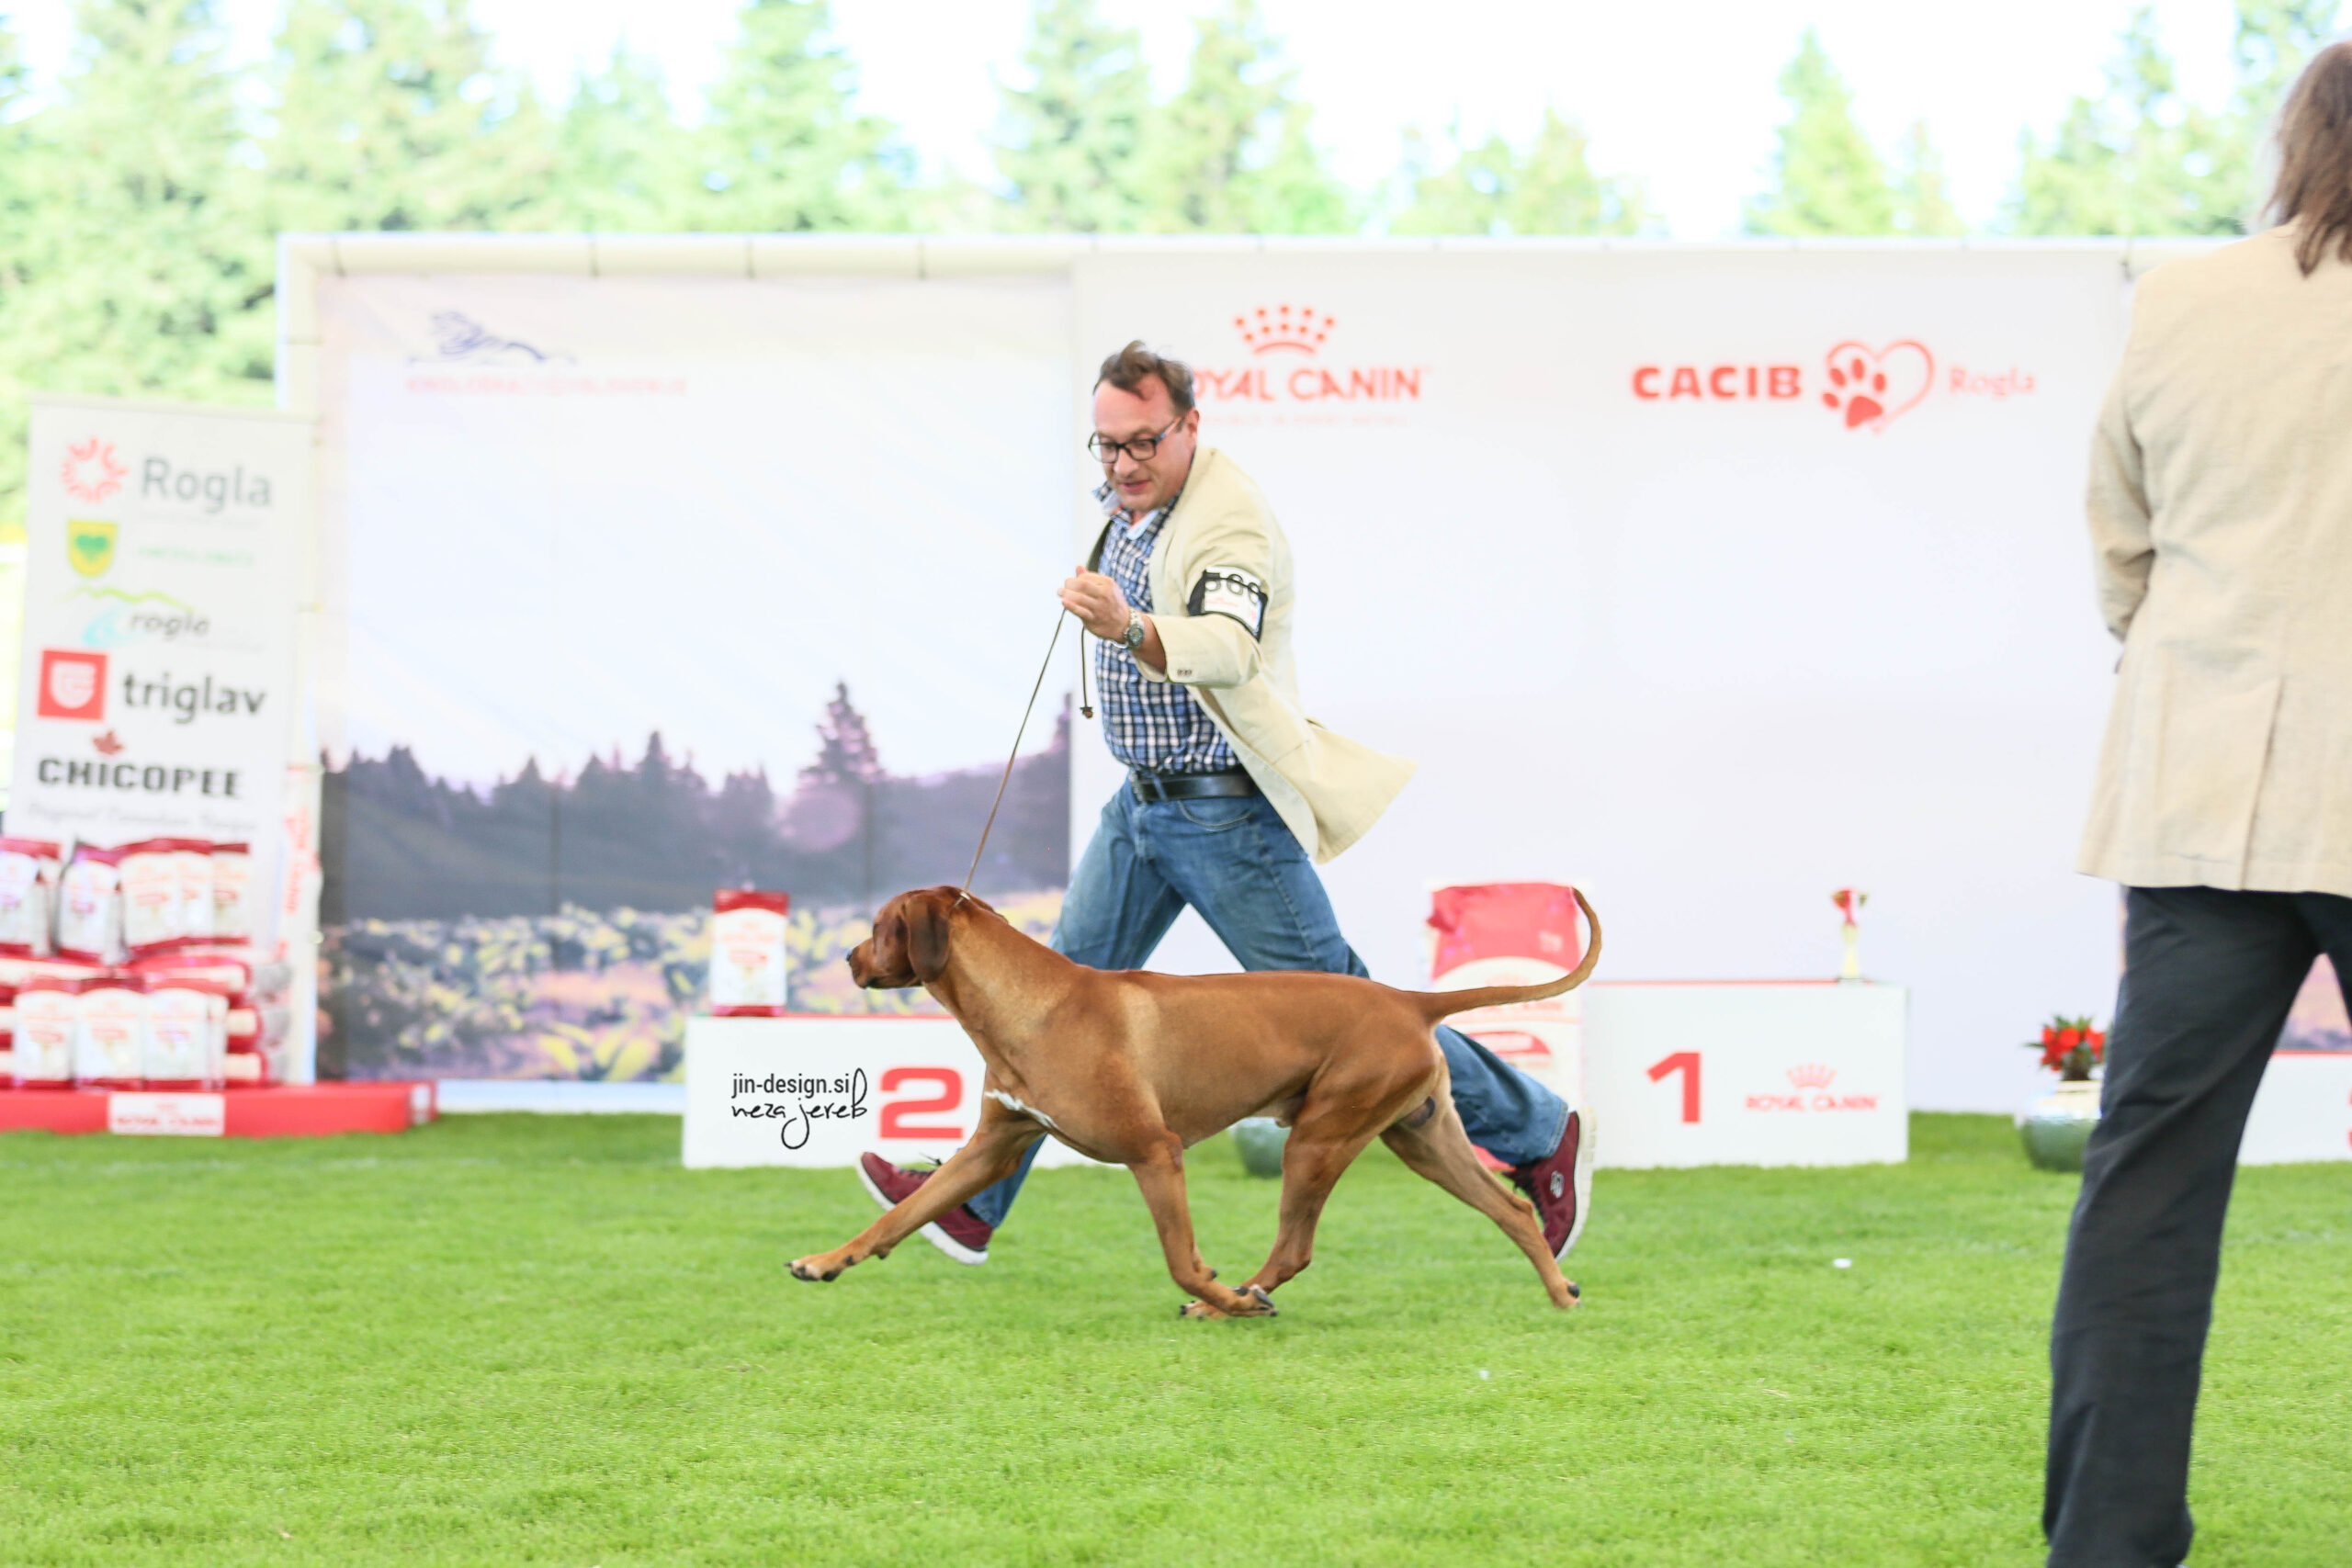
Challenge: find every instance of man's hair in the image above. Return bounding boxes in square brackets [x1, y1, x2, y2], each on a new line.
[2272, 40, 2352, 276]
[1095, 341, 1195, 417]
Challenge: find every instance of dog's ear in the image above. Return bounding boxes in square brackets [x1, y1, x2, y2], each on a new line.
[907, 894, 953, 984]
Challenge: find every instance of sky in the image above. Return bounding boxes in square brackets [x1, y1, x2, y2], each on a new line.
[9, 0, 2265, 235]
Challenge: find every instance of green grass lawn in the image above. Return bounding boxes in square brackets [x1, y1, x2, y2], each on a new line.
[0, 1112, 2344, 1566]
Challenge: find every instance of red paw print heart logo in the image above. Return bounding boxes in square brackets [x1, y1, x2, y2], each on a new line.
[1820, 341, 1934, 432]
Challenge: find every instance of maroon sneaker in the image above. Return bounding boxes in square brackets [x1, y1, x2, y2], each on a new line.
[856, 1152, 992, 1266]
[1509, 1109, 1595, 1262]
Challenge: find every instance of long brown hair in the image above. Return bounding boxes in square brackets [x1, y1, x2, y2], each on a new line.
[2272, 41, 2352, 275]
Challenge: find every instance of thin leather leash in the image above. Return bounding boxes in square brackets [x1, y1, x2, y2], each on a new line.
[959, 607, 1090, 903]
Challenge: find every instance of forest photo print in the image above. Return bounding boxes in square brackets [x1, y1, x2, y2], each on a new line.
[315, 272, 1077, 1084]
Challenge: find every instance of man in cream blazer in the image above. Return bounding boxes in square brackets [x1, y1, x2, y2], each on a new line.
[2049, 49, 2352, 1565]
[859, 343, 1590, 1267]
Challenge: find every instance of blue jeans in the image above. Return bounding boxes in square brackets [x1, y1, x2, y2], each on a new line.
[965, 784, 1570, 1227]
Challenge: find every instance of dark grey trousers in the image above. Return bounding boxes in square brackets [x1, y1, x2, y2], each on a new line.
[2045, 885, 2352, 1567]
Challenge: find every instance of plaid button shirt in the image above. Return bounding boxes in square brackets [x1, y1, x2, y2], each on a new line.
[1091, 478, 1239, 775]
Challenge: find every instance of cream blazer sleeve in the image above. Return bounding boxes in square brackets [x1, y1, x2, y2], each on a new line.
[2086, 333, 2155, 643]
[1137, 494, 1275, 691]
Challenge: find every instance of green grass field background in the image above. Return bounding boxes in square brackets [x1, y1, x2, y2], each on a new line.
[1, 1113, 2343, 1566]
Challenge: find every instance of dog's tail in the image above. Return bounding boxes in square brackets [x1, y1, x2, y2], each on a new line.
[1408, 888, 1602, 1022]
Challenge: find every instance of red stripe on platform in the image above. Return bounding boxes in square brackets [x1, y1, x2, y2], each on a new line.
[0, 1083, 435, 1137]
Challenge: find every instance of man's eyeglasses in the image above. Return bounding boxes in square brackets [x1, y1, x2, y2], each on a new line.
[1087, 416, 1184, 465]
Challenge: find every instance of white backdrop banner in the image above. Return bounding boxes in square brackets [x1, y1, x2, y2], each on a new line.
[308, 246, 2151, 1113]
[1074, 247, 2130, 1113]
[11, 396, 308, 952]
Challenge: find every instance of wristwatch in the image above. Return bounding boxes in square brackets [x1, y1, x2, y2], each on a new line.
[1122, 611, 1148, 650]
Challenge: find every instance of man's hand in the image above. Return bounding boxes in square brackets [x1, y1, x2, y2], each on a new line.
[1059, 568, 1132, 642]
[1060, 567, 1167, 672]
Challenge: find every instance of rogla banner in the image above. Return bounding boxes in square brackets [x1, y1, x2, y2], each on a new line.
[1074, 248, 2127, 1114]
[12, 396, 308, 951]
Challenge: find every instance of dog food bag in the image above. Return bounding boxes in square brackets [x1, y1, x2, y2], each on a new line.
[56, 844, 128, 964]
[143, 977, 231, 1089]
[0, 838, 62, 956]
[171, 841, 217, 945]
[132, 950, 253, 993]
[13, 979, 82, 1088]
[709, 889, 792, 1016]
[1426, 882, 1589, 1100]
[120, 839, 192, 954]
[209, 842, 253, 943]
[74, 976, 147, 1088]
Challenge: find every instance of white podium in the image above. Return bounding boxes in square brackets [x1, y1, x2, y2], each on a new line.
[1580, 982, 1909, 1168]
[2241, 1051, 2352, 1164]
[681, 1015, 1098, 1170]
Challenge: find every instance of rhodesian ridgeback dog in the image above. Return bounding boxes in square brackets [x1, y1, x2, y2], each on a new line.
[789, 885, 1601, 1318]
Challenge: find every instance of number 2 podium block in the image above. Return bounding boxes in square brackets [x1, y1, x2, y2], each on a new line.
[1581, 982, 1909, 1168]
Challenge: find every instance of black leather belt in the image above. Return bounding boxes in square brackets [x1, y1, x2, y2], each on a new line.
[1130, 769, 1258, 804]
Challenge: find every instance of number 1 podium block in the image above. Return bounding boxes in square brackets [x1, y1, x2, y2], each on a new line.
[1581, 982, 1909, 1168]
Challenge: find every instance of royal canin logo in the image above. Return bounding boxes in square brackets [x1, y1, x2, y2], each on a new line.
[1634, 341, 2036, 430]
[1196, 306, 1424, 405]
[1786, 1064, 1838, 1090]
[61, 437, 128, 502]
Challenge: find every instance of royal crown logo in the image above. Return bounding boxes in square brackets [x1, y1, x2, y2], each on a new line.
[61, 437, 127, 503]
[1786, 1064, 1838, 1090]
[1233, 304, 1336, 356]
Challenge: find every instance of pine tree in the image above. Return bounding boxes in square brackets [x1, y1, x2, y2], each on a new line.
[2220, 0, 2340, 220]
[0, 1, 273, 535]
[1391, 109, 1644, 236]
[1892, 122, 1965, 235]
[803, 682, 884, 784]
[993, 0, 1153, 232]
[263, 0, 557, 233]
[1744, 29, 1899, 236]
[2008, 7, 2242, 235]
[695, 0, 910, 231]
[548, 45, 698, 231]
[1136, 0, 1351, 234]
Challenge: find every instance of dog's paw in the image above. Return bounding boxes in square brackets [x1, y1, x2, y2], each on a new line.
[788, 1257, 842, 1283]
[1236, 1283, 1278, 1316]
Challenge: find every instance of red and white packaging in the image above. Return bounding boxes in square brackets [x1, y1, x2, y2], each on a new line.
[74, 976, 148, 1089]
[0, 838, 62, 957]
[132, 950, 254, 993]
[121, 839, 192, 954]
[221, 1049, 273, 1088]
[209, 842, 252, 943]
[13, 979, 82, 1089]
[1428, 882, 1590, 1100]
[173, 842, 217, 945]
[142, 976, 232, 1090]
[709, 889, 792, 1016]
[56, 844, 128, 964]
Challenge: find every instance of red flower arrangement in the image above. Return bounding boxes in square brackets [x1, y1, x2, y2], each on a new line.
[2027, 1014, 2106, 1081]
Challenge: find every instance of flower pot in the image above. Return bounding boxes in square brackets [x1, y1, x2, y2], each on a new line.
[1230, 1117, 1289, 1178]
[2018, 1078, 2103, 1172]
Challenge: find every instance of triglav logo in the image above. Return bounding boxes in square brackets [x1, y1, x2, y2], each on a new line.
[36, 649, 107, 721]
[61, 437, 126, 503]
[67, 518, 117, 578]
[1195, 306, 1425, 406]
[1819, 341, 1933, 431]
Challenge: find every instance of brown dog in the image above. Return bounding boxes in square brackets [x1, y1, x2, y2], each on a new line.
[789, 885, 1601, 1318]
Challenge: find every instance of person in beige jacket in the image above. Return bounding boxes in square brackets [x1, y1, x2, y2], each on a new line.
[2047, 43, 2352, 1568]
[859, 343, 1592, 1267]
